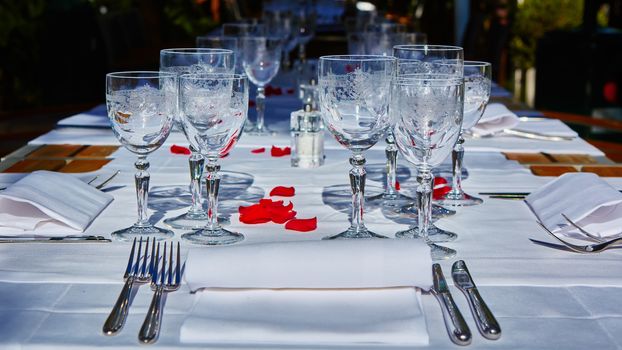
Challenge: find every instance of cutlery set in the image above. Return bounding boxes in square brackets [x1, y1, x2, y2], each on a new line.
[103, 237, 181, 344]
[431, 261, 501, 346]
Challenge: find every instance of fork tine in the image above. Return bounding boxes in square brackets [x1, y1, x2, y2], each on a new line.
[537, 221, 587, 253]
[124, 238, 137, 279]
[87, 175, 99, 185]
[140, 237, 150, 277]
[95, 170, 121, 190]
[134, 237, 143, 276]
[168, 241, 173, 286]
[561, 213, 604, 242]
[152, 242, 160, 284]
[175, 242, 181, 285]
[160, 242, 167, 286]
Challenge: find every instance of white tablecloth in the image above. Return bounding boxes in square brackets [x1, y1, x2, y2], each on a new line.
[1, 105, 621, 349]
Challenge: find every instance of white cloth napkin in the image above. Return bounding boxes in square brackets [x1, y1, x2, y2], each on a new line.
[471, 103, 520, 136]
[180, 239, 432, 347]
[526, 173, 622, 239]
[0, 171, 113, 234]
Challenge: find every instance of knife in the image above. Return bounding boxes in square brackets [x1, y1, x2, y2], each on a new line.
[0, 235, 111, 243]
[431, 263, 472, 346]
[451, 260, 501, 340]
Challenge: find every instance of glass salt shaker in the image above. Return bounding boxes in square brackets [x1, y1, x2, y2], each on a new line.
[290, 83, 324, 168]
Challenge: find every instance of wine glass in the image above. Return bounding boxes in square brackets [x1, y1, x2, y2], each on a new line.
[106, 71, 177, 241]
[392, 45, 464, 260]
[160, 48, 234, 230]
[436, 61, 492, 207]
[240, 36, 283, 136]
[222, 22, 265, 37]
[179, 73, 248, 245]
[196, 36, 240, 73]
[318, 55, 395, 239]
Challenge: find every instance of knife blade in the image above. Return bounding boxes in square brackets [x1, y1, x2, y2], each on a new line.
[431, 263, 471, 346]
[451, 260, 501, 340]
[0, 235, 111, 243]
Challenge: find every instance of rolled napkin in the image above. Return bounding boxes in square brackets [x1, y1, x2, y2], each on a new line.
[471, 103, 520, 136]
[181, 239, 432, 347]
[0, 171, 113, 234]
[526, 173, 622, 239]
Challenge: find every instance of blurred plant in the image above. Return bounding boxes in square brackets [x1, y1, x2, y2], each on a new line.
[511, 0, 583, 70]
[0, 0, 46, 108]
[163, 0, 218, 37]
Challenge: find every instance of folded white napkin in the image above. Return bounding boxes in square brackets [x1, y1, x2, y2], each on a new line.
[471, 103, 520, 136]
[526, 173, 622, 239]
[0, 171, 113, 234]
[180, 239, 432, 347]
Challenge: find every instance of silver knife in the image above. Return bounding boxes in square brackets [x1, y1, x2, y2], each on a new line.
[0, 235, 111, 243]
[452, 260, 501, 340]
[431, 263, 472, 346]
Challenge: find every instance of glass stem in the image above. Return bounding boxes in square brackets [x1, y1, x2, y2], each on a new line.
[298, 43, 306, 63]
[349, 153, 367, 233]
[205, 158, 221, 231]
[417, 170, 433, 244]
[449, 133, 465, 196]
[134, 156, 150, 227]
[188, 151, 205, 216]
[256, 87, 266, 132]
[385, 134, 398, 197]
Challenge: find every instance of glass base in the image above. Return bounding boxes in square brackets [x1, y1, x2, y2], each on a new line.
[112, 224, 173, 242]
[323, 226, 388, 240]
[245, 125, 278, 136]
[400, 203, 456, 219]
[369, 191, 413, 208]
[429, 243, 457, 261]
[181, 227, 244, 245]
[395, 225, 458, 242]
[435, 190, 484, 207]
[163, 211, 208, 230]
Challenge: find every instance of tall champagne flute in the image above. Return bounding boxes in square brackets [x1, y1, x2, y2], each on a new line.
[318, 55, 395, 239]
[436, 61, 492, 207]
[106, 71, 177, 241]
[179, 73, 248, 245]
[240, 36, 282, 136]
[392, 45, 464, 260]
[160, 48, 234, 230]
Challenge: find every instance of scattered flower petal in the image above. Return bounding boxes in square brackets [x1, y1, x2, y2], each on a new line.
[251, 147, 266, 154]
[170, 145, 191, 155]
[285, 217, 317, 232]
[395, 181, 400, 191]
[270, 186, 295, 197]
[271, 145, 291, 157]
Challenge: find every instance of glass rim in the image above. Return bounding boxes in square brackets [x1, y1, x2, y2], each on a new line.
[393, 44, 463, 52]
[196, 35, 238, 41]
[179, 73, 247, 81]
[393, 73, 464, 83]
[160, 48, 234, 55]
[106, 71, 177, 79]
[319, 54, 397, 62]
[464, 60, 492, 67]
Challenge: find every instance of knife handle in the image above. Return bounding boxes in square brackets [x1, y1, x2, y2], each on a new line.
[434, 290, 472, 346]
[464, 287, 501, 340]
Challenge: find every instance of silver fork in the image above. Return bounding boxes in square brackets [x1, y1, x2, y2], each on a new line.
[139, 241, 181, 344]
[103, 237, 153, 335]
[560, 213, 606, 242]
[536, 221, 622, 253]
[91, 170, 121, 190]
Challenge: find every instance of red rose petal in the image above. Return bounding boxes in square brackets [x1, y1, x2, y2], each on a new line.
[271, 209, 297, 224]
[271, 145, 291, 157]
[433, 177, 448, 188]
[170, 144, 191, 155]
[395, 181, 400, 191]
[286, 88, 295, 95]
[251, 147, 266, 154]
[249, 100, 256, 107]
[273, 87, 282, 95]
[270, 186, 295, 197]
[285, 217, 317, 232]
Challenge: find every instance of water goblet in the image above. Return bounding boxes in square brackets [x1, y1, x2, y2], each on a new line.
[240, 36, 283, 136]
[179, 73, 248, 245]
[160, 48, 234, 230]
[436, 61, 492, 207]
[196, 36, 240, 73]
[318, 55, 395, 239]
[106, 71, 177, 241]
[392, 47, 464, 260]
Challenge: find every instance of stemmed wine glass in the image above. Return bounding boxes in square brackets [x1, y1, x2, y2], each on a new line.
[392, 45, 464, 260]
[160, 48, 234, 230]
[240, 36, 283, 136]
[179, 73, 248, 245]
[318, 55, 395, 239]
[196, 36, 240, 72]
[106, 71, 177, 241]
[436, 61, 492, 207]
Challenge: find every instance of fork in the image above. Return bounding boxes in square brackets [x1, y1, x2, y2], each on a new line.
[139, 241, 181, 344]
[91, 170, 121, 190]
[103, 237, 153, 335]
[536, 221, 622, 253]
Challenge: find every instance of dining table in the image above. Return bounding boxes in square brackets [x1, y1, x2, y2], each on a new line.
[1, 76, 622, 350]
